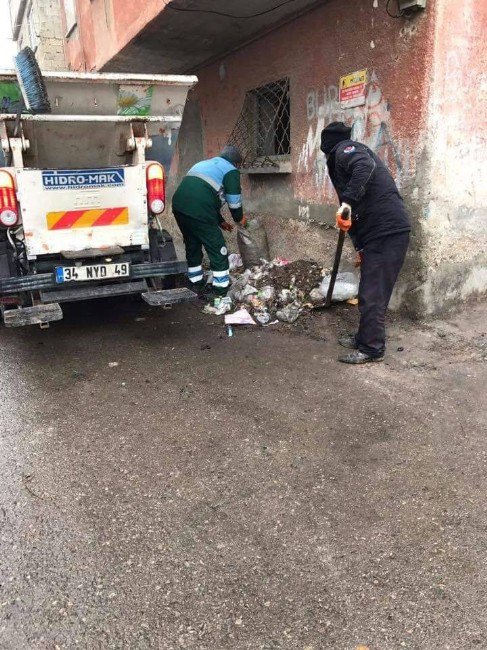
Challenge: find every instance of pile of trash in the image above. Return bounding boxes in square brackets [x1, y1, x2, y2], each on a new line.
[229, 258, 322, 324]
[204, 256, 359, 325]
[203, 216, 358, 325]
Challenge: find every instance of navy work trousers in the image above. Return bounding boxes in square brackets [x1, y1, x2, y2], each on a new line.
[356, 232, 410, 358]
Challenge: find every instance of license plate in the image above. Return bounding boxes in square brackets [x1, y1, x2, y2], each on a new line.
[55, 262, 130, 283]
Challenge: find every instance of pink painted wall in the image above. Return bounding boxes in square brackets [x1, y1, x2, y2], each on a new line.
[165, 0, 444, 314]
[190, 0, 434, 216]
[420, 0, 487, 307]
[63, 0, 170, 71]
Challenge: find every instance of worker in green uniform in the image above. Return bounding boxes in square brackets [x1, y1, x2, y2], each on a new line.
[172, 145, 247, 297]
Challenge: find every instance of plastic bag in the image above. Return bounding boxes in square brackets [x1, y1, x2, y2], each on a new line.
[318, 272, 359, 302]
[225, 308, 256, 325]
[276, 304, 301, 323]
[258, 285, 275, 302]
[237, 218, 270, 269]
[254, 309, 271, 325]
[228, 253, 243, 271]
[227, 271, 258, 303]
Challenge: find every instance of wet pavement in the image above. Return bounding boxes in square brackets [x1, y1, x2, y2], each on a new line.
[0, 297, 486, 649]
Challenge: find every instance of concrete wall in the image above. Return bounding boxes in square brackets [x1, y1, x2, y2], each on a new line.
[171, 0, 435, 314]
[14, 0, 65, 71]
[62, 0, 170, 71]
[421, 0, 487, 313]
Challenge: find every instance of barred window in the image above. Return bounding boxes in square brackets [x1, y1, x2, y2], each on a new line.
[229, 78, 291, 169]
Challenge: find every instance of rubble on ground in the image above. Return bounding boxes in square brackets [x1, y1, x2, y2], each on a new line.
[203, 217, 358, 326]
[209, 258, 360, 326]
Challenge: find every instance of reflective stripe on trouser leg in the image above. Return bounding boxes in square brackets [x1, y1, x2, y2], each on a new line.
[212, 269, 230, 289]
[188, 265, 204, 283]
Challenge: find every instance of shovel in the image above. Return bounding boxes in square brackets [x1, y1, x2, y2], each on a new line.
[325, 207, 351, 308]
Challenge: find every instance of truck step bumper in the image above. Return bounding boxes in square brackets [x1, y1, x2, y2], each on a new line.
[40, 280, 148, 303]
[3, 303, 63, 328]
[141, 287, 198, 307]
[0, 261, 188, 295]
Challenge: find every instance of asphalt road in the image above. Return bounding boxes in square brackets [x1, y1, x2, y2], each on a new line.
[0, 297, 486, 649]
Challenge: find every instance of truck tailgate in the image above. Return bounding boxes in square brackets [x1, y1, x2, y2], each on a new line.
[16, 165, 149, 257]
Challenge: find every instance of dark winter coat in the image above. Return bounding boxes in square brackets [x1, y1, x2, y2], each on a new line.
[326, 140, 411, 250]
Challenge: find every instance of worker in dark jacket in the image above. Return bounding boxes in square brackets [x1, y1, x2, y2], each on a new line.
[321, 122, 411, 364]
[172, 145, 246, 298]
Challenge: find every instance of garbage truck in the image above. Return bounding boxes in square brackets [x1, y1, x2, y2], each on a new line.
[0, 67, 198, 327]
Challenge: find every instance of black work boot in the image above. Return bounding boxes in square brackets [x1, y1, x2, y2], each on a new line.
[187, 280, 212, 299]
[338, 350, 384, 364]
[338, 335, 358, 350]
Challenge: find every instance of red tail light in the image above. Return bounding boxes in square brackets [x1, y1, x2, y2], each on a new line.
[146, 163, 165, 215]
[0, 170, 19, 227]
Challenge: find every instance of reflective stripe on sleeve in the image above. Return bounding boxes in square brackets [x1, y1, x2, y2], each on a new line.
[226, 193, 242, 209]
[187, 172, 222, 193]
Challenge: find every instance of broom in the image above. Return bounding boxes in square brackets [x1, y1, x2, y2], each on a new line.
[14, 47, 51, 114]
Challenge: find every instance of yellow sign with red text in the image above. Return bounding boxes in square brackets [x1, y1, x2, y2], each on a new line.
[339, 69, 368, 109]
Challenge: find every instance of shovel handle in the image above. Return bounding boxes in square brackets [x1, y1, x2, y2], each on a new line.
[324, 207, 351, 308]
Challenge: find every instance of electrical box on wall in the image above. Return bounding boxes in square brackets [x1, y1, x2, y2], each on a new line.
[398, 0, 427, 10]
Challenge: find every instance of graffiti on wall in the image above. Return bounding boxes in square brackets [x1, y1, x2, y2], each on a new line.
[297, 71, 411, 200]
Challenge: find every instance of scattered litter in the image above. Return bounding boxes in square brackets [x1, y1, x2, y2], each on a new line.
[228, 252, 243, 270]
[279, 288, 293, 304]
[258, 285, 275, 302]
[397, 346, 404, 352]
[226, 325, 234, 337]
[254, 309, 271, 325]
[203, 296, 232, 316]
[237, 217, 270, 268]
[242, 285, 259, 301]
[225, 308, 256, 326]
[205, 256, 358, 326]
[274, 256, 291, 266]
[246, 295, 264, 309]
[227, 271, 253, 302]
[276, 304, 301, 324]
[134, 317, 146, 322]
[310, 288, 325, 304]
[347, 298, 359, 305]
[108, 362, 119, 368]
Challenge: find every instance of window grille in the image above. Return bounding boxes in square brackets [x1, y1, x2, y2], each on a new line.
[228, 78, 290, 169]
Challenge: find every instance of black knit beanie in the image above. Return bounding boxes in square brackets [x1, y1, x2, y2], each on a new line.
[320, 122, 352, 154]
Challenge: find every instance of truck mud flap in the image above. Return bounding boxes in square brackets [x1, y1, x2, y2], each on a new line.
[3, 303, 63, 328]
[40, 280, 148, 303]
[141, 288, 198, 307]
